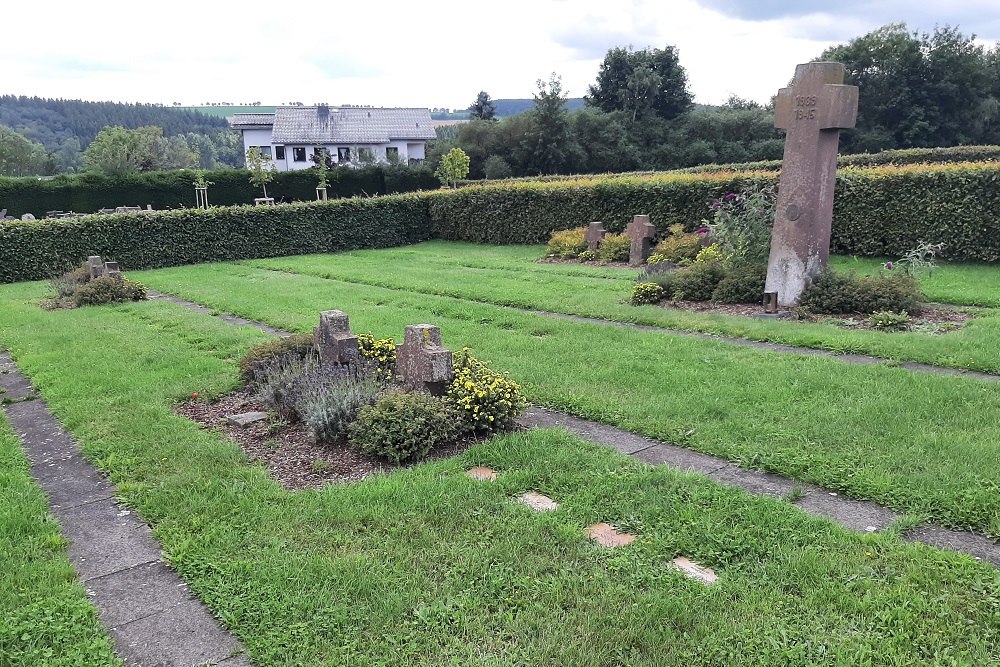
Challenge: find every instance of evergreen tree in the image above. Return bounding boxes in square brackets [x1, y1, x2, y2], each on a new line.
[468, 91, 497, 121]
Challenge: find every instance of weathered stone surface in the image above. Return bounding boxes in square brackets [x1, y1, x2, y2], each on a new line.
[397, 324, 453, 395]
[626, 215, 655, 266]
[585, 522, 636, 548]
[103, 261, 122, 280]
[765, 62, 858, 306]
[517, 491, 559, 512]
[226, 411, 269, 427]
[671, 557, 718, 584]
[20, 213, 35, 221]
[585, 222, 606, 251]
[466, 466, 497, 481]
[314, 310, 359, 366]
[88, 255, 105, 279]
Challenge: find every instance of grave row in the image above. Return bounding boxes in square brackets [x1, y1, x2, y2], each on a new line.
[585, 215, 656, 267]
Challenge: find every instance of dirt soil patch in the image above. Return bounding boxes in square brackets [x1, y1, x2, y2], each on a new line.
[176, 389, 478, 491]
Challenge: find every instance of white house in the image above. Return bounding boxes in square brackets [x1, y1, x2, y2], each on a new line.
[228, 106, 436, 172]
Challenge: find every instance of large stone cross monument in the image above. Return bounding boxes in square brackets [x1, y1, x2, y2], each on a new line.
[764, 62, 858, 307]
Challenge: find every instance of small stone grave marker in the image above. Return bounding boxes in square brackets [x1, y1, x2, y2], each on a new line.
[626, 215, 655, 266]
[103, 261, 122, 280]
[585, 222, 606, 251]
[314, 310, 359, 366]
[585, 522, 636, 548]
[88, 256, 105, 279]
[764, 61, 859, 306]
[466, 466, 497, 481]
[517, 491, 559, 512]
[671, 557, 718, 584]
[397, 324, 453, 395]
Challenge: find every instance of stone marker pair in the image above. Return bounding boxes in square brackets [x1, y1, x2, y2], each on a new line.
[87, 255, 122, 280]
[315, 310, 453, 394]
[584, 215, 656, 267]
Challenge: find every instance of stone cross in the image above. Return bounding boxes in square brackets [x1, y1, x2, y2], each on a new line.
[585, 222, 606, 251]
[626, 215, 655, 266]
[396, 324, 453, 395]
[764, 62, 858, 306]
[314, 310, 359, 366]
[87, 255, 105, 279]
[103, 261, 122, 280]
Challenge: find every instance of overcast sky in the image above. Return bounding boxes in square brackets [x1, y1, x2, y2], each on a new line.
[5, 1, 999, 110]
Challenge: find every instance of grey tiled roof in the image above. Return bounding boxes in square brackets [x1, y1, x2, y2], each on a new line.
[228, 113, 275, 127]
[269, 107, 436, 144]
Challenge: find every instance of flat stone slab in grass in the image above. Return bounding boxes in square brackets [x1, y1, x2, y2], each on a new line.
[466, 466, 497, 481]
[671, 557, 719, 584]
[226, 411, 269, 427]
[517, 491, 559, 512]
[585, 523, 636, 548]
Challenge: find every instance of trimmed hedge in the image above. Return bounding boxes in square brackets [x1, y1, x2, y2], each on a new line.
[0, 195, 433, 282]
[0, 166, 439, 218]
[2, 161, 998, 283]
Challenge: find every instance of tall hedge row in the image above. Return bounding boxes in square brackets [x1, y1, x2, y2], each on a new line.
[2, 161, 997, 283]
[0, 195, 433, 282]
[0, 166, 439, 218]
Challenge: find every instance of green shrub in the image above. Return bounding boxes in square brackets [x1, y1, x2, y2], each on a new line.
[711, 267, 767, 304]
[71, 276, 146, 307]
[706, 185, 775, 268]
[578, 249, 598, 261]
[51, 263, 92, 298]
[349, 391, 460, 463]
[546, 227, 587, 258]
[695, 243, 724, 264]
[239, 333, 315, 385]
[868, 310, 912, 330]
[446, 348, 526, 435]
[665, 262, 726, 301]
[799, 271, 923, 315]
[597, 233, 630, 263]
[652, 224, 702, 263]
[294, 364, 384, 444]
[251, 352, 316, 421]
[635, 263, 678, 290]
[630, 283, 665, 305]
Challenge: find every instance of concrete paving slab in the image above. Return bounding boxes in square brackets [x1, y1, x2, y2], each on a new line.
[466, 466, 497, 481]
[30, 449, 116, 508]
[793, 491, 899, 533]
[86, 561, 197, 628]
[519, 407, 655, 455]
[517, 491, 559, 512]
[906, 525, 1000, 567]
[585, 523, 636, 548]
[631, 444, 729, 474]
[110, 598, 245, 667]
[56, 497, 163, 581]
[707, 465, 799, 499]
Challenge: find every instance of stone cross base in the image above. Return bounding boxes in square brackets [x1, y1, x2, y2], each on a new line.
[585, 222, 606, 251]
[397, 324, 454, 395]
[88, 255, 105, 279]
[314, 310, 360, 366]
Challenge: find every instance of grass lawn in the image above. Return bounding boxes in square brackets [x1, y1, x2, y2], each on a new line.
[132, 262, 1000, 535]
[0, 282, 996, 666]
[241, 241, 1000, 373]
[0, 415, 120, 666]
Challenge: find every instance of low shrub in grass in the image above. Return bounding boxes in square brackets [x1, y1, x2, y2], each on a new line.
[711, 266, 767, 304]
[294, 363, 385, 444]
[546, 227, 587, 258]
[664, 262, 727, 301]
[447, 348, 527, 435]
[649, 224, 702, 264]
[868, 310, 912, 330]
[349, 391, 460, 463]
[252, 352, 316, 421]
[596, 233, 630, 263]
[71, 276, 146, 306]
[799, 271, 924, 315]
[51, 262, 92, 298]
[630, 283, 665, 305]
[239, 333, 315, 385]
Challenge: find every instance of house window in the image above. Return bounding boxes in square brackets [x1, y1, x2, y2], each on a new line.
[249, 145, 272, 159]
[385, 146, 399, 160]
[337, 147, 351, 162]
[293, 147, 307, 162]
[274, 145, 285, 160]
[358, 147, 373, 163]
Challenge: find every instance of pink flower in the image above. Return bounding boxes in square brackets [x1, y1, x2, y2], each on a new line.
[884, 262, 893, 271]
[697, 227, 710, 234]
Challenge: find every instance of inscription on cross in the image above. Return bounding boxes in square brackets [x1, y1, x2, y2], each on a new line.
[764, 62, 858, 306]
[626, 215, 655, 266]
[585, 222, 606, 251]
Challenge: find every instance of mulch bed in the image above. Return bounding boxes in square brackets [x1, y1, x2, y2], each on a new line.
[176, 389, 478, 491]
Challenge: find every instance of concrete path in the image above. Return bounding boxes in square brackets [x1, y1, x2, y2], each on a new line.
[0, 351, 252, 667]
[146, 290, 1000, 567]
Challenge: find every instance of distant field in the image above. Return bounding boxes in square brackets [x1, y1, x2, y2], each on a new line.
[179, 105, 277, 118]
